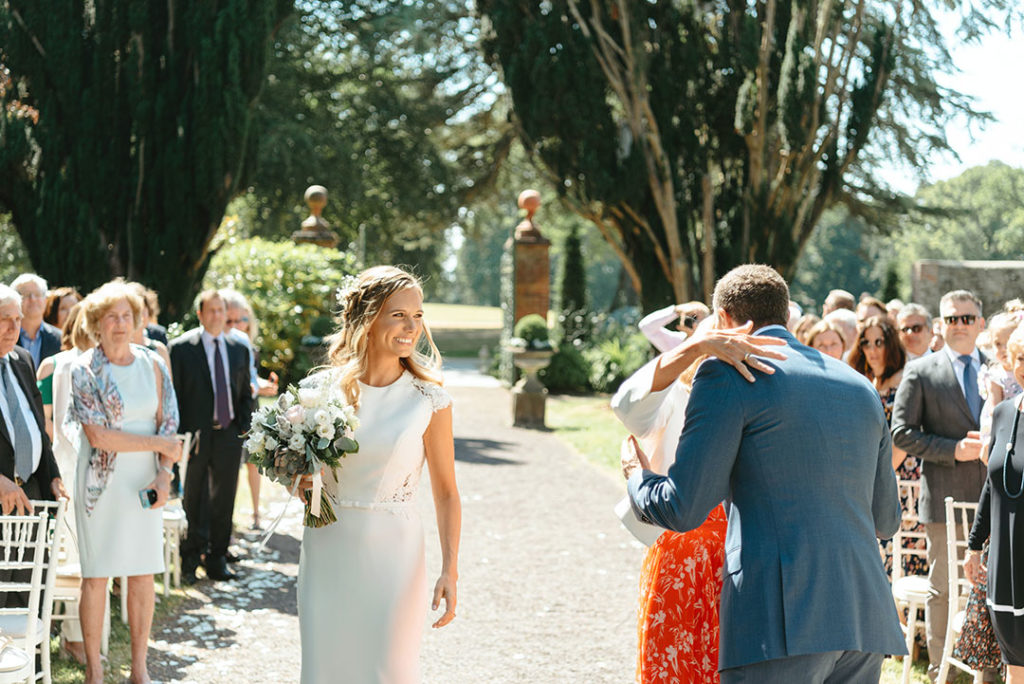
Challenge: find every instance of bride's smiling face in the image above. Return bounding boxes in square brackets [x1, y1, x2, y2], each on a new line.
[367, 286, 424, 359]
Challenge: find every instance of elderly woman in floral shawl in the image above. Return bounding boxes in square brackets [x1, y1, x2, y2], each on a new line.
[65, 280, 182, 684]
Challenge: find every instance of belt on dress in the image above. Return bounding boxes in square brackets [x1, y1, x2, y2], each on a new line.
[333, 499, 416, 514]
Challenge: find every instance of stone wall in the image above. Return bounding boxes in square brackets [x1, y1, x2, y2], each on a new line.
[912, 259, 1024, 316]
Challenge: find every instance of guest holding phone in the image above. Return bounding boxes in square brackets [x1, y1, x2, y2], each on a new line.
[638, 301, 711, 353]
[67, 280, 182, 684]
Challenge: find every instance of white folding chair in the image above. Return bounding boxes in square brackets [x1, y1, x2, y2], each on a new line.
[0, 510, 49, 684]
[936, 496, 985, 684]
[890, 479, 930, 684]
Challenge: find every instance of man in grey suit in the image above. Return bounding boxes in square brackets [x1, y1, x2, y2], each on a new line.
[628, 264, 905, 683]
[891, 289, 988, 682]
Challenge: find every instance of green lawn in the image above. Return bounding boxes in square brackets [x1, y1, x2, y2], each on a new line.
[423, 302, 502, 329]
[546, 393, 628, 475]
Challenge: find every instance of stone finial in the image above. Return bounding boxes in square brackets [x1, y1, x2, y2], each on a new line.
[292, 184, 339, 248]
[514, 189, 548, 243]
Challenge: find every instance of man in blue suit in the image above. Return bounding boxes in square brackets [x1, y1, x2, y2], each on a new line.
[628, 264, 906, 683]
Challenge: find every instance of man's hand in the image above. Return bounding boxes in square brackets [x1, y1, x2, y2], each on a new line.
[50, 477, 69, 500]
[955, 431, 983, 462]
[0, 474, 32, 515]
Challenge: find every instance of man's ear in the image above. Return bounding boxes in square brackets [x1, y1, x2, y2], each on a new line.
[717, 309, 736, 329]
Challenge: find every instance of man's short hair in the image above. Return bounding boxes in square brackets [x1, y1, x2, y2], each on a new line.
[712, 265, 790, 329]
[10, 273, 48, 295]
[897, 302, 931, 323]
[939, 290, 983, 316]
[0, 284, 23, 310]
[194, 288, 224, 313]
[824, 289, 856, 311]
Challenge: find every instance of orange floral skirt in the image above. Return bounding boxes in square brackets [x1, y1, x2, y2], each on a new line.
[637, 504, 727, 684]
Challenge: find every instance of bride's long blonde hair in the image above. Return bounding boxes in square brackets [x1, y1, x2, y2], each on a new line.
[327, 266, 443, 409]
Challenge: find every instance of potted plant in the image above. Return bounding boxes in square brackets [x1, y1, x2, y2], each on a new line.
[507, 314, 555, 427]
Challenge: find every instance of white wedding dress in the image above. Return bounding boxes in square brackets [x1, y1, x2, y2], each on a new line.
[298, 369, 451, 684]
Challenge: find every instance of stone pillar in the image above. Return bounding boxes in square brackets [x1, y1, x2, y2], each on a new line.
[505, 189, 552, 428]
[292, 184, 339, 248]
[511, 189, 551, 323]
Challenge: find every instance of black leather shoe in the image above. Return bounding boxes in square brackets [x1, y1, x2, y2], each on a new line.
[205, 556, 236, 581]
[225, 551, 242, 564]
[181, 569, 198, 586]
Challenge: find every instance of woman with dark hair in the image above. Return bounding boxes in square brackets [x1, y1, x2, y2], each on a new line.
[43, 286, 82, 329]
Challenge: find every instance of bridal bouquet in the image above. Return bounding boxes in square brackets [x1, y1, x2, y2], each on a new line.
[244, 384, 359, 528]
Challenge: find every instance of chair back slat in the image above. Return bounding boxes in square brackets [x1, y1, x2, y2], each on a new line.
[943, 497, 978, 612]
[892, 479, 928, 581]
[0, 510, 49, 653]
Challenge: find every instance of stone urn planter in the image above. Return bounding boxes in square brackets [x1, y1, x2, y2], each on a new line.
[509, 348, 554, 428]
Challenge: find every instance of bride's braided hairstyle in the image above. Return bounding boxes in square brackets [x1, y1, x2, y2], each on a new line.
[327, 265, 442, 409]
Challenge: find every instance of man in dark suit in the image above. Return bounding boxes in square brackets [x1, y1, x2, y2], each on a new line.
[0, 284, 67, 607]
[892, 289, 989, 683]
[170, 289, 254, 583]
[10, 273, 60, 367]
[629, 265, 905, 683]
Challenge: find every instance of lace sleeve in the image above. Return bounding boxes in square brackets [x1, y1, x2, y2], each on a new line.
[410, 377, 452, 412]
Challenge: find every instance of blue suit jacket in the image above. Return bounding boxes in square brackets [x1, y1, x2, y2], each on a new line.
[628, 328, 906, 670]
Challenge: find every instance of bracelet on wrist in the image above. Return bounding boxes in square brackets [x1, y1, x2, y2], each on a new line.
[158, 465, 174, 476]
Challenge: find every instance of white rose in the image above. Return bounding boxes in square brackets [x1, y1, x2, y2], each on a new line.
[314, 409, 330, 426]
[342, 405, 356, 423]
[316, 423, 335, 440]
[288, 433, 306, 452]
[244, 436, 264, 455]
[278, 393, 294, 409]
[297, 387, 321, 408]
[264, 435, 278, 451]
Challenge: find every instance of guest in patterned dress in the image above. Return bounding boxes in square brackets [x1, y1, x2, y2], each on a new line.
[613, 317, 786, 684]
[848, 316, 924, 576]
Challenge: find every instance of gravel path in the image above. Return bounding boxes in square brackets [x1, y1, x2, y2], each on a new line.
[149, 372, 644, 683]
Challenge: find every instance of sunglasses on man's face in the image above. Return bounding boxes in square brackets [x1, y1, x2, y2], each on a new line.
[900, 324, 926, 335]
[943, 314, 977, 326]
[859, 338, 885, 349]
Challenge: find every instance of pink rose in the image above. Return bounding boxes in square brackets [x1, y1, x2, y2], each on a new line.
[285, 405, 305, 425]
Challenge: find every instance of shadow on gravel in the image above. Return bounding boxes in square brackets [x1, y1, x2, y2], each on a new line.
[455, 437, 522, 466]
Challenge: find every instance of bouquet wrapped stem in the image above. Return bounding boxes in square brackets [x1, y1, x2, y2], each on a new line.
[304, 488, 337, 528]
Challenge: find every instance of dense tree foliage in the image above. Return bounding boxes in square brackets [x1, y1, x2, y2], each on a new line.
[478, 0, 1019, 309]
[245, 1, 512, 292]
[0, 1, 291, 319]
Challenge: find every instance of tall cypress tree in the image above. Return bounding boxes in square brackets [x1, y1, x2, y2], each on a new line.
[0, 0, 290, 319]
[555, 224, 588, 344]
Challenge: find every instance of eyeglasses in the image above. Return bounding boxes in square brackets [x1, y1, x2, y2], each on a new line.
[899, 324, 925, 334]
[859, 338, 885, 349]
[227, 317, 249, 325]
[943, 314, 977, 326]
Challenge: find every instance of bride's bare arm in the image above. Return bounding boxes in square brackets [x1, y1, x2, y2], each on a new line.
[424, 404, 460, 628]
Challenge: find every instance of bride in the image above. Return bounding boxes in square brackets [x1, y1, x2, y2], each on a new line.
[296, 266, 461, 683]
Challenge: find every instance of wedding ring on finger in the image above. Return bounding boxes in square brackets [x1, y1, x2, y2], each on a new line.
[743, 353, 753, 363]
